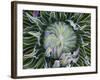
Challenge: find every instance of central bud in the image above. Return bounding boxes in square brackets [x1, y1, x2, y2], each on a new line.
[44, 22, 77, 59]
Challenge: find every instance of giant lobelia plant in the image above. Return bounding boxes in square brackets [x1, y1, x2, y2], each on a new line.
[23, 10, 91, 69]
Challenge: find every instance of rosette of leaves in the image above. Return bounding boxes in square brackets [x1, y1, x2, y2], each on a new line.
[23, 10, 91, 69]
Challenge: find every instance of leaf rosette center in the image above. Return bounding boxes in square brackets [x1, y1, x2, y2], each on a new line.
[44, 22, 77, 59]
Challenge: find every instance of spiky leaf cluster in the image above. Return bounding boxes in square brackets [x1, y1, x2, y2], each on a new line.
[23, 10, 91, 69]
